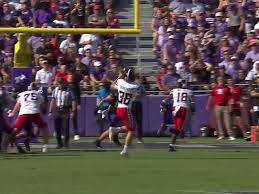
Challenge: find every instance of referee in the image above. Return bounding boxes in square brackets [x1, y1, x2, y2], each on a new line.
[49, 77, 77, 149]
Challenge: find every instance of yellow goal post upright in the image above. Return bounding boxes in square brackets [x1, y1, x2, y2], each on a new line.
[0, 0, 140, 69]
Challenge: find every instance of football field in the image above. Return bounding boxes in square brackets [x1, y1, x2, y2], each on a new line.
[1, 138, 259, 194]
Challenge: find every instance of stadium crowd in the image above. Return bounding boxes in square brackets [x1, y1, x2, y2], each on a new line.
[152, 0, 259, 91]
[0, 0, 123, 92]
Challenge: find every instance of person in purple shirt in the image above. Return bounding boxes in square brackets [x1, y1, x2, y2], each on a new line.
[56, 0, 70, 16]
[90, 61, 106, 92]
[16, 1, 33, 27]
[218, 52, 240, 80]
[3, 33, 17, 56]
[215, 12, 228, 39]
[162, 35, 179, 64]
[162, 65, 181, 90]
[33, 1, 53, 27]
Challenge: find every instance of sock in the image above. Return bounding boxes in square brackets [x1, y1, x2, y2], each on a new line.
[169, 144, 175, 147]
[123, 145, 128, 152]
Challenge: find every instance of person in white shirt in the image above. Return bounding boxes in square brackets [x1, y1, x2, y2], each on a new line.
[9, 83, 49, 152]
[59, 34, 77, 54]
[35, 60, 53, 84]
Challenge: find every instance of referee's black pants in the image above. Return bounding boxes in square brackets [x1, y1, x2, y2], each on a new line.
[55, 109, 70, 148]
[131, 101, 143, 140]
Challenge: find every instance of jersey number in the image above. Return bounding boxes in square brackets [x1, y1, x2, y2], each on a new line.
[177, 92, 187, 102]
[24, 93, 37, 101]
[118, 91, 132, 105]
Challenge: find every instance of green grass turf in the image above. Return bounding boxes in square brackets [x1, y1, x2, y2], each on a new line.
[1, 149, 259, 194]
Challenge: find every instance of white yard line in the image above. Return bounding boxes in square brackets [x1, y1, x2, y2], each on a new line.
[176, 190, 225, 194]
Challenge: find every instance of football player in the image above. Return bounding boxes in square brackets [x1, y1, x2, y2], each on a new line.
[9, 83, 49, 153]
[163, 79, 195, 151]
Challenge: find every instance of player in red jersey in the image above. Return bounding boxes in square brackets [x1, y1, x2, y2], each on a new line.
[9, 83, 49, 152]
[227, 78, 247, 138]
[163, 79, 195, 151]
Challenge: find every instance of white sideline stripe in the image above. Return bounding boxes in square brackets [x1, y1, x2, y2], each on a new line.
[176, 190, 224, 194]
[177, 145, 218, 148]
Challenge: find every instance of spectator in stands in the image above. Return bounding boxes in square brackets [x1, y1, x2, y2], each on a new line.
[0, 61, 11, 83]
[246, 61, 259, 81]
[156, 65, 167, 91]
[16, 0, 33, 27]
[151, 8, 163, 50]
[34, 38, 54, 65]
[53, 11, 69, 28]
[161, 35, 178, 64]
[81, 45, 94, 66]
[3, 33, 17, 57]
[190, 59, 212, 85]
[189, 0, 205, 14]
[56, 0, 70, 18]
[35, 60, 53, 84]
[245, 42, 259, 62]
[90, 61, 106, 92]
[169, 0, 186, 15]
[215, 12, 228, 41]
[59, 34, 78, 55]
[156, 17, 171, 50]
[226, 3, 245, 39]
[105, 9, 119, 43]
[184, 23, 197, 43]
[88, 4, 106, 28]
[70, 0, 85, 26]
[1, 3, 16, 27]
[219, 52, 239, 79]
[105, 63, 120, 83]
[33, 1, 52, 27]
[236, 69, 247, 84]
[79, 33, 100, 52]
[162, 65, 181, 90]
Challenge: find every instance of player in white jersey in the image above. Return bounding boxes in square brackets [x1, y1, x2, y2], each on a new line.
[9, 83, 49, 153]
[113, 68, 139, 157]
[164, 79, 195, 151]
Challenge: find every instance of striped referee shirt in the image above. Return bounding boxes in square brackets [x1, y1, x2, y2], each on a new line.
[52, 87, 75, 108]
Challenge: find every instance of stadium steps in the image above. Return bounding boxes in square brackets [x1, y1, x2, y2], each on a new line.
[117, 0, 157, 83]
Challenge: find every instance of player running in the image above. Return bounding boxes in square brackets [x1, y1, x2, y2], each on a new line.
[163, 79, 195, 151]
[9, 83, 49, 153]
